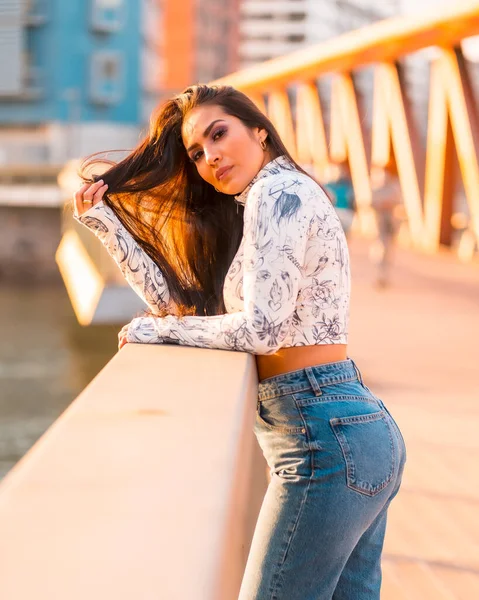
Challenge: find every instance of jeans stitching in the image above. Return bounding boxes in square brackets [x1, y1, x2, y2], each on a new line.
[258, 375, 359, 401]
[256, 410, 305, 435]
[294, 394, 379, 407]
[256, 397, 306, 435]
[269, 475, 314, 600]
[330, 412, 396, 497]
[295, 402, 316, 472]
[380, 401, 408, 462]
[331, 411, 386, 425]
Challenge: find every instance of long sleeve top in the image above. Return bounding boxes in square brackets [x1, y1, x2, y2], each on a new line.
[75, 156, 350, 355]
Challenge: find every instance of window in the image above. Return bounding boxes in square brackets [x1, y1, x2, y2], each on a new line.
[0, 0, 23, 96]
[287, 34, 305, 43]
[248, 14, 274, 20]
[90, 0, 124, 33]
[23, 0, 49, 25]
[22, 51, 43, 96]
[89, 51, 124, 104]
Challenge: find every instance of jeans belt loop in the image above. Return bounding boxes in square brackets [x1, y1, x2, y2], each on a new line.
[349, 358, 364, 385]
[305, 367, 322, 396]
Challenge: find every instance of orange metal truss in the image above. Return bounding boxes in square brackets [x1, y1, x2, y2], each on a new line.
[212, 4, 479, 257]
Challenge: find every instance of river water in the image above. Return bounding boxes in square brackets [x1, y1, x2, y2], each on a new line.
[0, 284, 117, 479]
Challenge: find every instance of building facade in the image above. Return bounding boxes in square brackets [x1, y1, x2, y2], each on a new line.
[0, 0, 242, 175]
[238, 0, 399, 69]
[159, 0, 240, 101]
[0, 0, 146, 170]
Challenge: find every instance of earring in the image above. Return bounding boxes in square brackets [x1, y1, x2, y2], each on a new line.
[214, 186, 220, 193]
[260, 138, 267, 150]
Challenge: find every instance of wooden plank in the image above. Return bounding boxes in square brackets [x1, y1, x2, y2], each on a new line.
[423, 58, 454, 252]
[433, 567, 479, 600]
[443, 49, 479, 249]
[267, 89, 297, 158]
[381, 560, 413, 600]
[390, 562, 456, 600]
[330, 73, 374, 233]
[247, 92, 266, 115]
[371, 63, 424, 243]
[295, 82, 330, 179]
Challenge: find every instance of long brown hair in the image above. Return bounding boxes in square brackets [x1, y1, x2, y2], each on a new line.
[80, 84, 308, 317]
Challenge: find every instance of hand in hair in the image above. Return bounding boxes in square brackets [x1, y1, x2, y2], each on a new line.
[118, 323, 130, 350]
[73, 179, 109, 218]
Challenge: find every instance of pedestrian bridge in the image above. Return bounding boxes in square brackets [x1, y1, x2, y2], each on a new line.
[57, 2, 479, 326]
[1, 5, 479, 599]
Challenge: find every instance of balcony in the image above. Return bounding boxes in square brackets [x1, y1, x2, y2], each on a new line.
[240, 1, 308, 18]
[240, 39, 307, 60]
[240, 20, 307, 37]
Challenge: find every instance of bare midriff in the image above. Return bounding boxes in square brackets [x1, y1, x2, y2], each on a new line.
[256, 344, 348, 382]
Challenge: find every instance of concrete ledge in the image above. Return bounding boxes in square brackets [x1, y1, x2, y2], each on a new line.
[55, 229, 145, 325]
[0, 345, 266, 599]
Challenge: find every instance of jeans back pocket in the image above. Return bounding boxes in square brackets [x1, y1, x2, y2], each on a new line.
[330, 410, 395, 497]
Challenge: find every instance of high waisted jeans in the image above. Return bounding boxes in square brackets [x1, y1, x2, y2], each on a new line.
[238, 359, 406, 600]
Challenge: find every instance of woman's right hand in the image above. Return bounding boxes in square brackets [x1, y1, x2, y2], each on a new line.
[73, 179, 109, 218]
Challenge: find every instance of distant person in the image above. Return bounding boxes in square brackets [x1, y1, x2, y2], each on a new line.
[323, 162, 355, 237]
[369, 166, 403, 288]
[73, 84, 406, 600]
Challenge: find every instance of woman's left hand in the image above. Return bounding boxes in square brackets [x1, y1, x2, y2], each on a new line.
[118, 323, 130, 350]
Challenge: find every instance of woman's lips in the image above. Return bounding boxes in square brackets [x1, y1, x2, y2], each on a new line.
[216, 166, 233, 181]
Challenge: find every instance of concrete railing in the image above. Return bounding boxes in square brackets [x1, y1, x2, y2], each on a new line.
[0, 345, 267, 599]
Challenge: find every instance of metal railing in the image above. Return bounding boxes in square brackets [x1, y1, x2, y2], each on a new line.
[214, 3, 479, 260]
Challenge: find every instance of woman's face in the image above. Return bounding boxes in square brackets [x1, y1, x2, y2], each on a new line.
[181, 104, 271, 195]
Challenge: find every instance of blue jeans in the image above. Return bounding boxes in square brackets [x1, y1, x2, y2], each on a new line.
[239, 359, 406, 600]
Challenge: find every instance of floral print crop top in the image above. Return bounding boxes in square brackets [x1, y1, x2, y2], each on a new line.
[75, 156, 351, 355]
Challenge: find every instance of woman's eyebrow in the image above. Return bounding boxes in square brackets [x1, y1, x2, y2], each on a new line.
[186, 119, 226, 153]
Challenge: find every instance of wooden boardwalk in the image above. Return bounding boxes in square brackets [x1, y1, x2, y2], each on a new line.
[347, 239, 479, 599]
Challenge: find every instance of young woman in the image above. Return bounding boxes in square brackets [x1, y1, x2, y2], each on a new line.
[74, 84, 406, 599]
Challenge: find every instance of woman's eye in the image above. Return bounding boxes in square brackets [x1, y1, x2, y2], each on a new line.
[190, 129, 226, 162]
[213, 128, 226, 141]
